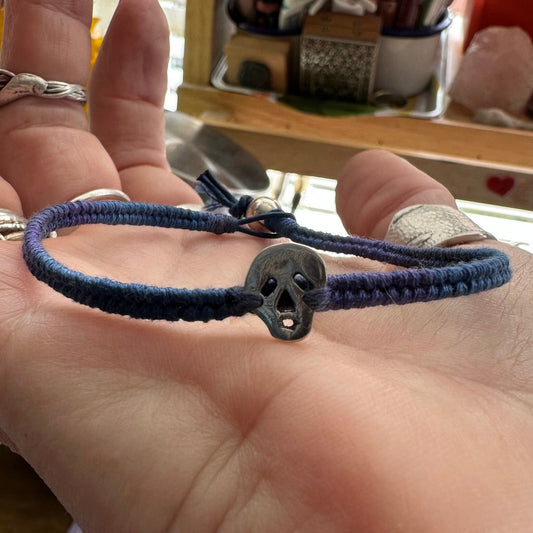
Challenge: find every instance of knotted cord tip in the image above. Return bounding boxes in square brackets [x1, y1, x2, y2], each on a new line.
[195, 171, 295, 238]
[195, 170, 239, 211]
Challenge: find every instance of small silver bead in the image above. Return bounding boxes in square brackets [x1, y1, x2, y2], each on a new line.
[245, 196, 281, 232]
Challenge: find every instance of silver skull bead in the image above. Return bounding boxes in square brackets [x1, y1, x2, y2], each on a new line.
[245, 243, 326, 341]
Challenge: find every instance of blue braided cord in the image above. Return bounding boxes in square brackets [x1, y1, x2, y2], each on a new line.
[22, 199, 512, 322]
[268, 216, 506, 267]
[193, 172, 511, 312]
[23, 201, 262, 321]
[264, 218, 511, 311]
[305, 260, 510, 311]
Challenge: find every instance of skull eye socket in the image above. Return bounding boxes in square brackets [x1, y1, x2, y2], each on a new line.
[261, 277, 278, 297]
[293, 273, 312, 291]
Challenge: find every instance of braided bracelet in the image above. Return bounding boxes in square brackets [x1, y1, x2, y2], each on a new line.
[22, 171, 512, 341]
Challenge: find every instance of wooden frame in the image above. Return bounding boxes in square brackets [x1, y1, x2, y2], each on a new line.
[180, 1, 533, 210]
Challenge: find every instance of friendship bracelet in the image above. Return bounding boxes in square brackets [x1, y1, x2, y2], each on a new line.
[22, 171, 512, 341]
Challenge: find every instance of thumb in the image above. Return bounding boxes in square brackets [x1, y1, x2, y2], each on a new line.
[336, 150, 455, 239]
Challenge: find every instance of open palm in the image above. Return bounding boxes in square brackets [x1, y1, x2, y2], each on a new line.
[1, 1, 532, 532]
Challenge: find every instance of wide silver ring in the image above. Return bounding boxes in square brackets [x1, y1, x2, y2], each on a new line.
[70, 189, 131, 203]
[0, 208, 27, 241]
[0, 68, 87, 107]
[385, 204, 495, 248]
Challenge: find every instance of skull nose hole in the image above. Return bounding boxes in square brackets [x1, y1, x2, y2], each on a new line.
[278, 290, 295, 313]
[261, 278, 277, 297]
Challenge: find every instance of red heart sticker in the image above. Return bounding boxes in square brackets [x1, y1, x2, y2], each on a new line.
[486, 175, 515, 196]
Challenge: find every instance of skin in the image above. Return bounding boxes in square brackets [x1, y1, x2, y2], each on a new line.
[0, 1, 532, 531]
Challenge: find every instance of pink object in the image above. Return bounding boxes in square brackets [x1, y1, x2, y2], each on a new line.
[449, 26, 533, 116]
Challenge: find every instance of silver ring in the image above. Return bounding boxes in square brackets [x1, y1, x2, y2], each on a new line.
[385, 204, 495, 248]
[0, 68, 87, 107]
[0, 208, 27, 241]
[70, 189, 131, 203]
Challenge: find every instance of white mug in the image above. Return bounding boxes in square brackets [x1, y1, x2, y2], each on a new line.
[374, 10, 453, 97]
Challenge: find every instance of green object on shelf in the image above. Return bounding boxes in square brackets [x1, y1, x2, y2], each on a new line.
[279, 94, 378, 117]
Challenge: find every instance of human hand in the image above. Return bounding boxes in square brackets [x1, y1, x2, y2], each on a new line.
[1, 1, 532, 532]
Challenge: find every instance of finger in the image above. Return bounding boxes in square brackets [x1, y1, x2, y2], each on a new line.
[1, 0, 91, 84]
[336, 150, 455, 239]
[89, 0, 200, 205]
[0, 176, 23, 215]
[0, 0, 122, 214]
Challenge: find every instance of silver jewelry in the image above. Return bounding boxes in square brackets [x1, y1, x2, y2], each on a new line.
[0, 208, 27, 241]
[245, 196, 282, 232]
[385, 204, 495, 248]
[0, 68, 87, 107]
[70, 189, 131, 203]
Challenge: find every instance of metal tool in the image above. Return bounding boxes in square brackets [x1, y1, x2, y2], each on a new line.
[165, 111, 270, 193]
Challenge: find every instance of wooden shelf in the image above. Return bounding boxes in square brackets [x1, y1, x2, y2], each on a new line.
[179, 1, 533, 210]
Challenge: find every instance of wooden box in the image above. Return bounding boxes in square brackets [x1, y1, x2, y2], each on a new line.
[224, 32, 292, 93]
[300, 12, 381, 102]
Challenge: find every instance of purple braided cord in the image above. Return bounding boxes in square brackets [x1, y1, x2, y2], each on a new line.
[22, 200, 512, 321]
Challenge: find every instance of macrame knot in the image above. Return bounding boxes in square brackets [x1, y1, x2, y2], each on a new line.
[195, 169, 296, 238]
[229, 195, 253, 218]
